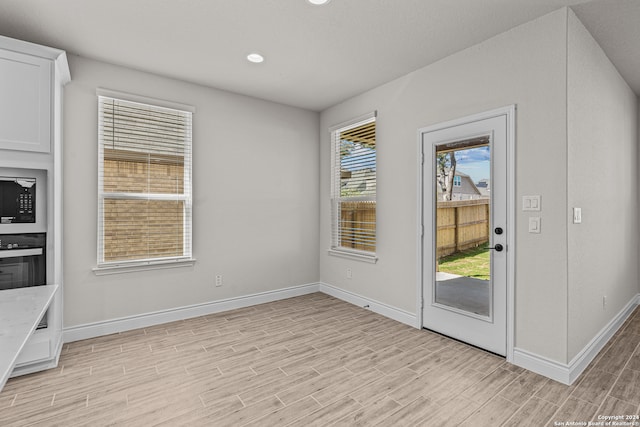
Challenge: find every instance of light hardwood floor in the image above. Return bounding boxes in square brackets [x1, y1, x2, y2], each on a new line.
[1, 293, 638, 426]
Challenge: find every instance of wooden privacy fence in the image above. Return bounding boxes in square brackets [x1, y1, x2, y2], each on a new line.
[436, 199, 489, 259]
[339, 201, 376, 252]
[337, 199, 488, 257]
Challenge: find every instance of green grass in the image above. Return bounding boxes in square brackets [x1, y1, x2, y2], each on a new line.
[438, 243, 490, 280]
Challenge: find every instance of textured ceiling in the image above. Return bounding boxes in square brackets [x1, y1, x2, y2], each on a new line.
[572, 0, 640, 96]
[0, 0, 635, 111]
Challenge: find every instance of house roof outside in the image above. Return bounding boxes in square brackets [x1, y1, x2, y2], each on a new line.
[476, 179, 491, 197]
[436, 170, 487, 200]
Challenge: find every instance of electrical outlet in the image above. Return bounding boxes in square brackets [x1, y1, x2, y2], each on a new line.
[215, 275, 223, 287]
[346, 268, 352, 279]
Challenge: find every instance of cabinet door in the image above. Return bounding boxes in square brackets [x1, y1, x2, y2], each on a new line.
[0, 49, 52, 153]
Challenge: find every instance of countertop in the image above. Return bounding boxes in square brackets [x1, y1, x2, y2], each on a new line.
[0, 285, 58, 391]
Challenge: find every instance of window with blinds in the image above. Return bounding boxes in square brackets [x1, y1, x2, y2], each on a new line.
[97, 95, 193, 267]
[331, 113, 376, 255]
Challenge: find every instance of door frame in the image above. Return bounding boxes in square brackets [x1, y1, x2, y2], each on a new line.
[416, 105, 516, 362]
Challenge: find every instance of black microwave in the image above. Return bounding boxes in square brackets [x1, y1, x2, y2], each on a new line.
[0, 176, 36, 224]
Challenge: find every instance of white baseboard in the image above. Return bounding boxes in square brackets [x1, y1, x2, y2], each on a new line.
[63, 280, 636, 384]
[319, 282, 419, 328]
[513, 293, 639, 385]
[512, 348, 573, 385]
[63, 283, 320, 343]
[11, 357, 59, 378]
[63, 281, 419, 344]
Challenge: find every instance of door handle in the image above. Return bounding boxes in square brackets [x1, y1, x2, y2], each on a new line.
[488, 244, 504, 252]
[0, 248, 43, 258]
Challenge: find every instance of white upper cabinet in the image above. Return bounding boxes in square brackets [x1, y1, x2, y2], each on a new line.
[0, 36, 69, 154]
[0, 50, 52, 153]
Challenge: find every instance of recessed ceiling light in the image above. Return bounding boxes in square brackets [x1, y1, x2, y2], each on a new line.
[307, 0, 330, 5]
[247, 53, 264, 63]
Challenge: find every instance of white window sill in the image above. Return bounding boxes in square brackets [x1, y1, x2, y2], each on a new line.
[93, 258, 196, 276]
[328, 249, 378, 264]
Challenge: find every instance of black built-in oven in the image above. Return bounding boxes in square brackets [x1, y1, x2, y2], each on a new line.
[0, 233, 47, 328]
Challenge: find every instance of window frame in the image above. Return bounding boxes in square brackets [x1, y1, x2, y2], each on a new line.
[93, 89, 196, 275]
[328, 111, 378, 264]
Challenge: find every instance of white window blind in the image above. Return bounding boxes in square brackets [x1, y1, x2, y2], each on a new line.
[97, 95, 193, 266]
[331, 113, 376, 255]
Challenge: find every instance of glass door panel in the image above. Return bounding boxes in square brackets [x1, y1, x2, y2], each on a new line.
[434, 137, 492, 318]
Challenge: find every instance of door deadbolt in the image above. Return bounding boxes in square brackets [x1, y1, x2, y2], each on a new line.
[494, 227, 503, 235]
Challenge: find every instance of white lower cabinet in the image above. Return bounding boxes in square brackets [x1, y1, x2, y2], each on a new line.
[15, 334, 51, 366]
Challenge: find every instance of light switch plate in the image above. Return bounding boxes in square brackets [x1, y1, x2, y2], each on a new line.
[528, 217, 541, 233]
[523, 195, 541, 211]
[573, 207, 582, 224]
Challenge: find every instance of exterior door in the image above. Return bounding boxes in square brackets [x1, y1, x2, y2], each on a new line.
[420, 109, 512, 356]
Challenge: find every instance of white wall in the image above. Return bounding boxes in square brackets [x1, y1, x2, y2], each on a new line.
[63, 55, 320, 328]
[566, 11, 638, 360]
[320, 9, 570, 362]
[60, 6, 639, 371]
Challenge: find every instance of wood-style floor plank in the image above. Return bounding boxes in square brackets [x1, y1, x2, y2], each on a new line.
[0, 293, 638, 426]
